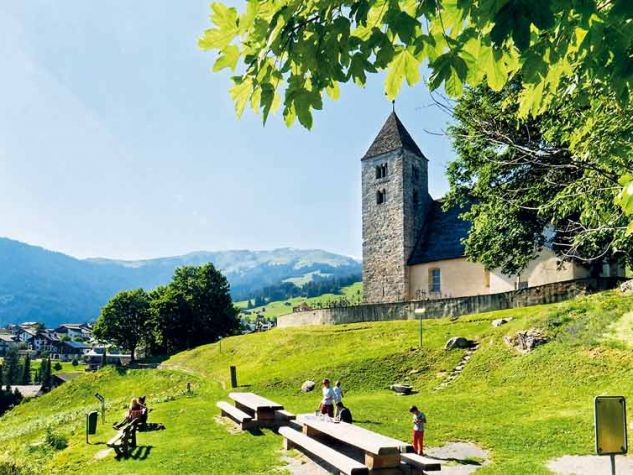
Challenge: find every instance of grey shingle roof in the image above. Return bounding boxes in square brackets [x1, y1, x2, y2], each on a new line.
[408, 200, 472, 265]
[363, 112, 426, 160]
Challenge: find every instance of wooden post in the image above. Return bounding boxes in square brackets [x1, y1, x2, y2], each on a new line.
[230, 366, 238, 388]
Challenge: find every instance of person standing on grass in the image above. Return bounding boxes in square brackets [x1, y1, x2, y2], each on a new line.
[409, 405, 427, 455]
[320, 378, 335, 418]
[333, 380, 344, 415]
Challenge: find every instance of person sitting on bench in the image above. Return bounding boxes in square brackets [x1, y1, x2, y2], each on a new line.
[335, 401, 353, 424]
[113, 398, 144, 430]
[138, 395, 149, 425]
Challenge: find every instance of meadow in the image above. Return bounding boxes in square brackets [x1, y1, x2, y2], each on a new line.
[0, 289, 632, 474]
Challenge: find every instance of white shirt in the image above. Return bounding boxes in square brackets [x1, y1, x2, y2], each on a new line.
[333, 386, 343, 403]
[322, 386, 335, 405]
[413, 412, 426, 432]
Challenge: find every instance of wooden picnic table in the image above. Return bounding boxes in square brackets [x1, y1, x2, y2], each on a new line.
[296, 414, 411, 470]
[228, 392, 284, 426]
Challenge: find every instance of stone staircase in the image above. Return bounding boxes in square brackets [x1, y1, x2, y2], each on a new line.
[434, 342, 479, 391]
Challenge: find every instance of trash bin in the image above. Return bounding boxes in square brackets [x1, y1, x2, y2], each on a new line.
[87, 410, 98, 435]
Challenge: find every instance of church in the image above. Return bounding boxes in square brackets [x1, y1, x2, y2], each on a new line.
[361, 112, 625, 304]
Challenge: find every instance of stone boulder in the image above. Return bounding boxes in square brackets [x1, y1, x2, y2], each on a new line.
[620, 279, 633, 294]
[445, 337, 475, 351]
[301, 380, 316, 393]
[492, 317, 513, 327]
[504, 329, 549, 353]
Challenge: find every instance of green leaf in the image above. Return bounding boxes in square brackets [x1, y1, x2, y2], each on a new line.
[480, 44, 507, 91]
[230, 77, 253, 117]
[212, 45, 240, 72]
[385, 48, 421, 100]
[326, 82, 340, 101]
[199, 3, 239, 51]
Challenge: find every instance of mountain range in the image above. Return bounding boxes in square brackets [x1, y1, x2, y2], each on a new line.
[0, 237, 361, 328]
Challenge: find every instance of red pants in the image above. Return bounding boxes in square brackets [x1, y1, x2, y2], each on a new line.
[412, 430, 424, 455]
[320, 404, 334, 417]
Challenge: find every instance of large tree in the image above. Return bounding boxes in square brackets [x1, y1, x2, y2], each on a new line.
[151, 264, 239, 353]
[93, 289, 151, 362]
[445, 81, 633, 274]
[199, 0, 633, 229]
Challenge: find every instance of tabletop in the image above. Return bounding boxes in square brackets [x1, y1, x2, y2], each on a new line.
[228, 392, 284, 411]
[296, 414, 410, 455]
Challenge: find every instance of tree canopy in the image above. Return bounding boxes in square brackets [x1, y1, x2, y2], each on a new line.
[199, 0, 633, 228]
[446, 80, 633, 274]
[93, 288, 151, 362]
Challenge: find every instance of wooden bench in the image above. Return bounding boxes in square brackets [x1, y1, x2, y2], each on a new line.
[401, 453, 442, 472]
[228, 392, 285, 428]
[275, 409, 296, 425]
[217, 401, 253, 429]
[107, 420, 140, 457]
[279, 426, 369, 475]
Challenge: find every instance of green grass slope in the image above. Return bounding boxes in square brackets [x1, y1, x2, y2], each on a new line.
[1, 289, 632, 474]
[237, 281, 363, 318]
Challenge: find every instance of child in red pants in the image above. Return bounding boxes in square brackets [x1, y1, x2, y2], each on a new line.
[409, 405, 427, 455]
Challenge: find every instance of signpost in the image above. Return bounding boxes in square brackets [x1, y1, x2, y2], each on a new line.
[414, 308, 426, 348]
[95, 393, 106, 423]
[595, 396, 627, 475]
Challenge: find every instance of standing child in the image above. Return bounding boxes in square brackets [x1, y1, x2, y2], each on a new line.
[333, 381, 344, 415]
[409, 405, 427, 455]
[320, 379, 335, 418]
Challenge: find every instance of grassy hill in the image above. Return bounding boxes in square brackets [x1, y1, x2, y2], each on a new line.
[238, 281, 363, 318]
[0, 289, 632, 474]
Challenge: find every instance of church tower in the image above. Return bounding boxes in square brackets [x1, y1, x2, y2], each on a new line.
[361, 112, 431, 303]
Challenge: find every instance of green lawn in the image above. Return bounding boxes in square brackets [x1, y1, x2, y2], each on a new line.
[1, 289, 632, 474]
[238, 281, 363, 318]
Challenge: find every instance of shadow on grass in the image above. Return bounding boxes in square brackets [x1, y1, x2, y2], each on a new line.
[424, 454, 482, 466]
[355, 420, 383, 425]
[247, 427, 265, 436]
[115, 445, 153, 461]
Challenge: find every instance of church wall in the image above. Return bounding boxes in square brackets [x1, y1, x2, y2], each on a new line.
[408, 258, 489, 300]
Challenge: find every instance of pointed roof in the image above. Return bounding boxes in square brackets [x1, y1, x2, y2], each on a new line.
[363, 112, 426, 160]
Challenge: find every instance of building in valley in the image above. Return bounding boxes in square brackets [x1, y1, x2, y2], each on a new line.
[361, 112, 626, 304]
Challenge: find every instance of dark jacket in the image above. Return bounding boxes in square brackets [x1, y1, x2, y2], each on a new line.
[339, 407, 353, 424]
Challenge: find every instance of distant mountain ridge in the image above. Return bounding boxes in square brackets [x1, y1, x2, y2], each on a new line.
[0, 238, 361, 328]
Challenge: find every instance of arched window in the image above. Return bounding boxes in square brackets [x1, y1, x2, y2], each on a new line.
[376, 189, 386, 204]
[375, 163, 388, 179]
[413, 191, 419, 212]
[413, 165, 419, 180]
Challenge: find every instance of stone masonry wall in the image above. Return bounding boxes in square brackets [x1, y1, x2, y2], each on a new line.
[362, 150, 407, 303]
[278, 278, 618, 328]
[362, 148, 430, 304]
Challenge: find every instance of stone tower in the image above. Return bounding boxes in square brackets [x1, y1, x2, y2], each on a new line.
[361, 112, 431, 303]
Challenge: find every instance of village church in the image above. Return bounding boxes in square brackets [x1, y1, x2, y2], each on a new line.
[361, 112, 625, 304]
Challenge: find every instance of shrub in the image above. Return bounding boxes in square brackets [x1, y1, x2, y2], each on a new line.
[71, 359, 79, 367]
[52, 362, 62, 371]
[44, 428, 67, 451]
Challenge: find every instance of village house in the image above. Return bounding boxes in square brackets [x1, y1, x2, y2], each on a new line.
[0, 334, 17, 356]
[54, 323, 92, 340]
[361, 112, 627, 304]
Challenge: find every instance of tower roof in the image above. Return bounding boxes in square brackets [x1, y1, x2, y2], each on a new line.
[362, 112, 426, 160]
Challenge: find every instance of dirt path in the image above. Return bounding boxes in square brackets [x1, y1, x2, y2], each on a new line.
[547, 454, 633, 474]
[282, 441, 490, 474]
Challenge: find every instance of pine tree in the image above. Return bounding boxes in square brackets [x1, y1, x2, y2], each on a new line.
[0, 364, 3, 386]
[40, 358, 51, 390]
[4, 348, 19, 385]
[21, 355, 31, 385]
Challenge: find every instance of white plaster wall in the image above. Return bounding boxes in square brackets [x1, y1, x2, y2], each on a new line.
[409, 258, 489, 299]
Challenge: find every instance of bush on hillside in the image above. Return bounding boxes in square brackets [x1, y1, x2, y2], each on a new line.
[52, 362, 62, 371]
[44, 428, 67, 451]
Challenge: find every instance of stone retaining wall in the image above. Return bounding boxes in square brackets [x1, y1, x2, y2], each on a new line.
[277, 278, 619, 328]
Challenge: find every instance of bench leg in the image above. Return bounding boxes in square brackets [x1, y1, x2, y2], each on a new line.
[283, 438, 296, 450]
[365, 453, 401, 470]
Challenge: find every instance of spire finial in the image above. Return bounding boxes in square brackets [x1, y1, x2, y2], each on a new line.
[392, 100, 395, 113]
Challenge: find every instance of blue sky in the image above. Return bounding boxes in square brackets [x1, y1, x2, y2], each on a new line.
[0, 1, 454, 260]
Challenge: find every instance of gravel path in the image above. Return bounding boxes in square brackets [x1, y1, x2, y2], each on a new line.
[547, 454, 633, 474]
